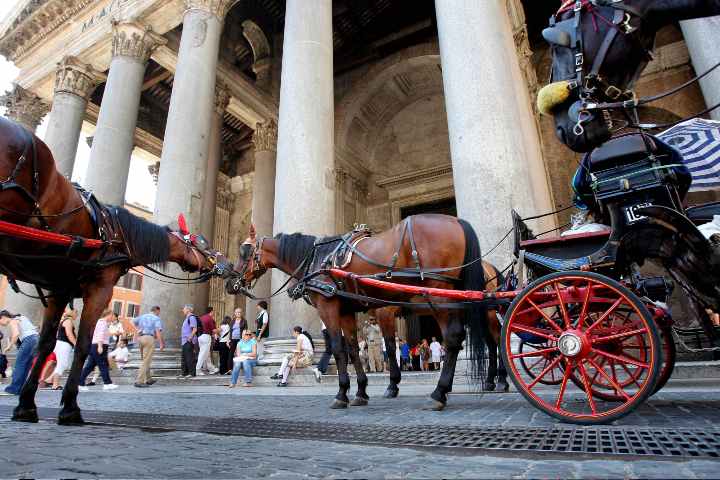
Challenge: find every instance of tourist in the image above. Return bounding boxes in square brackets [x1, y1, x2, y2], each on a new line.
[429, 337, 442, 371]
[255, 301, 269, 360]
[217, 315, 233, 375]
[0, 309, 39, 396]
[411, 343, 421, 371]
[313, 320, 332, 382]
[132, 305, 164, 388]
[420, 339, 431, 371]
[47, 309, 77, 390]
[109, 339, 130, 371]
[270, 326, 314, 387]
[230, 308, 246, 362]
[196, 306, 218, 375]
[357, 336, 369, 372]
[229, 329, 257, 387]
[38, 352, 57, 389]
[79, 309, 117, 391]
[394, 335, 401, 369]
[108, 313, 124, 349]
[365, 317, 383, 372]
[180, 304, 198, 377]
[0, 330, 7, 381]
[400, 339, 410, 371]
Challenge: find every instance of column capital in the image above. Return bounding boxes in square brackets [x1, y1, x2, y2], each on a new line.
[1, 84, 49, 131]
[54, 56, 105, 101]
[111, 21, 167, 63]
[214, 83, 230, 116]
[252, 119, 278, 153]
[184, 0, 239, 21]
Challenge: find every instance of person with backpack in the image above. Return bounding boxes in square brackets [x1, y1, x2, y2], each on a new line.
[180, 304, 199, 377]
[270, 326, 314, 387]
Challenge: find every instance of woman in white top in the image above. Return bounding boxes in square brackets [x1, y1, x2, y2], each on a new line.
[47, 309, 77, 390]
[272, 326, 314, 387]
[0, 310, 39, 395]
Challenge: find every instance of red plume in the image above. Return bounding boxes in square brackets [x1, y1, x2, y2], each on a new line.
[178, 214, 190, 236]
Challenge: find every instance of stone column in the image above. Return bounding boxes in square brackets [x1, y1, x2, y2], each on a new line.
[141, 0, 237, 346]
[0, 85, 49, 324]
[435, 0, 554, 265]
[197, 83, 229, 310]
[245, 119, 277, 325]
[270, 0, 335, 337]
[681, 16, 720, 121]
[84, 21, 166, 205]
[45, 57, 103, 178]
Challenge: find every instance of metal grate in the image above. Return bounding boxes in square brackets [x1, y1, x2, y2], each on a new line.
[3, 406, 720, 459]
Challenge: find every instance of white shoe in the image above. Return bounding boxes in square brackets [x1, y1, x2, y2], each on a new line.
[103, 384, 118, 391]
[313, 368, 322, 383]
[197, 371, 206, 376]
[78, 386, 89, 392]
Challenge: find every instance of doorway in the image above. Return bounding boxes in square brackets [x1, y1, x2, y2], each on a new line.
[400, 196, 457, 219]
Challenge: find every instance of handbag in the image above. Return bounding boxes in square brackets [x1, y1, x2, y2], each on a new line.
[211, 337, 221, 351]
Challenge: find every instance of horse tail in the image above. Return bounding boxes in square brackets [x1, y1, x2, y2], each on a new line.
[457, 218, 488, 387]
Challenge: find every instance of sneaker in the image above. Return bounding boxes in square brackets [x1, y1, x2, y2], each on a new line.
[313, 368, 322, 383]
[103, 384, 118, 391]
[146, 379, 156, 385]
[134, 383, 149, 388]
[277, 382, 287, 387]
[270, 373, 281, 380]
[78, 386, 89, 392]
[197, 371, 206, 376]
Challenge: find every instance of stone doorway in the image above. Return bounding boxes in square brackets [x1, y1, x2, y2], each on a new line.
[400, 196, 456, 218]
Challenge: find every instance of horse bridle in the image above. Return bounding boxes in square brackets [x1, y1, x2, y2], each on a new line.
[170, 231, 230, 277]
[237, 236, 269, 286]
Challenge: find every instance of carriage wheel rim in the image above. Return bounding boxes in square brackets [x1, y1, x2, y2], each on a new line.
[504, 274, 659, 421]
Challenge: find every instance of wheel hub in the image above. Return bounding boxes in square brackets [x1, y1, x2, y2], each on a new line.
[558, 330, 589, 357]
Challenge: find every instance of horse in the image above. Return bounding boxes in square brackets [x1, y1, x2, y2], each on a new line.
[227, 214, 494, 411]
[538, 0, 720, 153]
[0, 116, 233, 425]
[371, 263, 509, 397]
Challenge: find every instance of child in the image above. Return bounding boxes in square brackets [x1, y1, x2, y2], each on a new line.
[108, 340, 130, 371]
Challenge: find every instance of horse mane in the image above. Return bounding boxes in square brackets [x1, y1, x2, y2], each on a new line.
[114, 207, 170, 267]
[276, 232, 342, 272]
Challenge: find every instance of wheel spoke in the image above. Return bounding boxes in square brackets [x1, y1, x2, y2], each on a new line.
[527, 355, 546, 372]
[527, 355, 563, 389]
[585, 297, 624, 334]
[576, 281, 593, 330]
[553, 282, 572, 329]
[592, 328, 648, 344]
[577, 361, 598, 414]
[620, 363, 643, 389]
[555, 360, 574, 409]
[590, 355, 604, 385]
[510, 324, 558, 342]
[588, 357, 631, 400]
[527, 298, 564, 333]
[510, 346, 559, 360]
[592, 348, 649, 369]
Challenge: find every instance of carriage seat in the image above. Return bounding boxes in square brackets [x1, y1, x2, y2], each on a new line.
[588, 134, 659, 170]
[686, 201, 720, 225]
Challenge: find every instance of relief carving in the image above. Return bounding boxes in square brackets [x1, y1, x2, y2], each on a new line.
[185, 0, 240, 21]
[252, 120, 278, 153]
[0, 84, 50, 131]
[111, 21, 167, 63]
[54, 56, 104, 100]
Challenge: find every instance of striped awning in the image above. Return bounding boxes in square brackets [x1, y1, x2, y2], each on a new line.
[658, 118, 720, 192]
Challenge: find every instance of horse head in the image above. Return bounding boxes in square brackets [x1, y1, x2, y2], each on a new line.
[226, 224, 269, 295]
[540, 0, 661, 152]
[169, 213, 234, 278]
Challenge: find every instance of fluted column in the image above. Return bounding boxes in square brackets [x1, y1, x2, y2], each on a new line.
[270, 0, 335, 337]
[84, 21, 165, 204]
[141, 0, 237, 346]
[681, 16, 720, 121]
[0, 85, 49, 323]
[1, 84, 49, 132]
[197, 84, 230, 310]
[435, 0, 554, 265]
[45, 57, 103, 178]
[245, 119, 277, 324]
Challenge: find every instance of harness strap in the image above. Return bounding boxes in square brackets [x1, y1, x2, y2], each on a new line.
[405, 216, 424, 279]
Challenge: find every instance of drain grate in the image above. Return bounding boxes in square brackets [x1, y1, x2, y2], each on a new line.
[3, 406, 720, 459]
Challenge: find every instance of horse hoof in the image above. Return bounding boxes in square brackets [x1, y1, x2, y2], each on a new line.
[350, 396, 369, 407]
[330, 399, 349, 409]
[483, 383, 496, 392]
[57, 409, 84, 426]
[12, 406, 38, 423]
[423, 400, 446, 411]
[498, 381, 510, 393]
[383, 388, 399, 399]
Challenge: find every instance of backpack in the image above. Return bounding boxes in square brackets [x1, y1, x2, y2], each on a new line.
[189, 315, 202, 336]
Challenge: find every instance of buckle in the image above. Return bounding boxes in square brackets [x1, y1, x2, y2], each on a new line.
[605, 85, 622, 99]
[575, 53, 584, 67]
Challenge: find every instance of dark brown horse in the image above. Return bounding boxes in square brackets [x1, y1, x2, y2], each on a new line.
[0, 116, 232, 424]
[227, 214, 492, 410]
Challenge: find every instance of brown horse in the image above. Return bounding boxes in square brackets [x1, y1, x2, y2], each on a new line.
[227, 214, 492, 410]
[0, 117, 232, 425]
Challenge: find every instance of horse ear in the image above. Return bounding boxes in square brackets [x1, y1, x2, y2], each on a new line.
[249, 223, 257, 241]
[178, 214, 190, 236]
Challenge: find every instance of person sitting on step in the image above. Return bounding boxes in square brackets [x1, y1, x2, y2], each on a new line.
[270, 326, 314, 387]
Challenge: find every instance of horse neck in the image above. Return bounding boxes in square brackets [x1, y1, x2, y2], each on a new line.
[259, 238, 288, 273]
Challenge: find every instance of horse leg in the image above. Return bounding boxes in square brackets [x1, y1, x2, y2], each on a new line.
[58, 279, 116, 425]
[427, 312, 464, 411]
[316, 298, 350, 409]
[490, 312, 509, 392]
[12, 294, 69, 423]
[484, 309, 498, 391]
[377, 310, 401, 398]
[341, 314, 369, 406]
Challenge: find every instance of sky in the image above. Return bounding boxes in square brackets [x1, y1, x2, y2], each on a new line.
[0, 0, 157, 210]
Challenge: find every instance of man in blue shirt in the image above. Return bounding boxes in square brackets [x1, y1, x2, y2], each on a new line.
[132, 306, 164, 388]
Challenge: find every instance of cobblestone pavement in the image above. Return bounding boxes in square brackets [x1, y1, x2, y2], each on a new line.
[1, 382, 719, 478]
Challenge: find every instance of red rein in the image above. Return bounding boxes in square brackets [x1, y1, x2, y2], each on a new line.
[0, 218, 104, 249]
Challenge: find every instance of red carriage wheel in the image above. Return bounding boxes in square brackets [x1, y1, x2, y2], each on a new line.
[652, 324, 676, 395]
[517, 340, 564, 385]
[502, 271, 662, 425]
